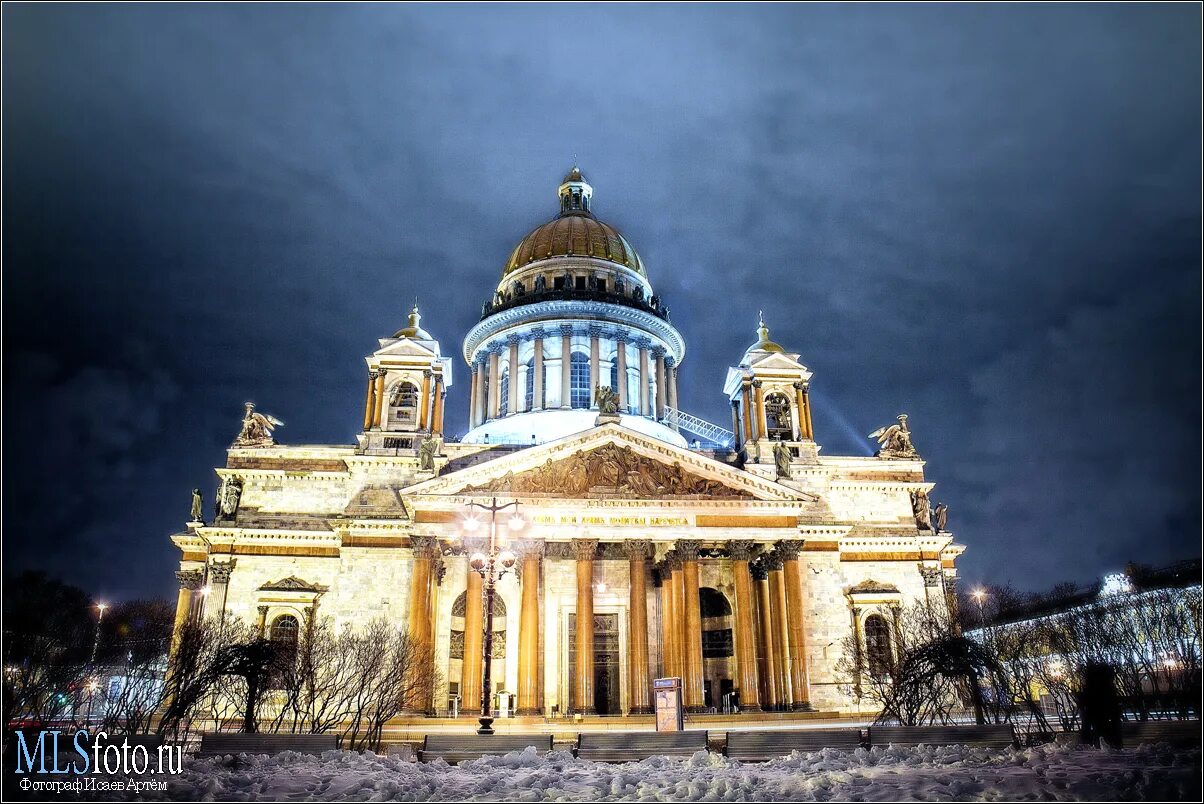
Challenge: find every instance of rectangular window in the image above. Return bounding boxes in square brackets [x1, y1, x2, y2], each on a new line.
[575, 276, 587, 290]
[553, 276, 566, 290]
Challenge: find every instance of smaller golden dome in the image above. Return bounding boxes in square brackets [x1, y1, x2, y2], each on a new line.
[742, 312, 785, 363]
[394, 302, 432, 339]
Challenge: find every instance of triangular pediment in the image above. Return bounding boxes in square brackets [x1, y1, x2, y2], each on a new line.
[748, 351, 809, 373]
[405, 424, 813, 502]
[372, 338, 439, 360]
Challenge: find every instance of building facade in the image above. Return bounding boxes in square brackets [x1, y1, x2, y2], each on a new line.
[170, 169, 965, 717]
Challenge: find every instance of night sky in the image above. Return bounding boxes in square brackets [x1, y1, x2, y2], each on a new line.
[3, 5, 1200, 602]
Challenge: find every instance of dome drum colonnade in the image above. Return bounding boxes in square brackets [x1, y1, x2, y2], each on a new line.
[458, 168, 685, 446]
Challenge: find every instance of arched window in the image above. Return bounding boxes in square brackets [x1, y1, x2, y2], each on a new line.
[269, 614, 300, 685]
[570, 352, 591, 409]
[524, 357, 535, 411]
[389, 382, 420, 425]
[498, 365, 510, 416]
[864, 614, 894, 677]
[765, 393, 793, 439]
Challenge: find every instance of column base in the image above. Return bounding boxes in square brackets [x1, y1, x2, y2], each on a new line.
[738, 705, 763, 714]
[685, 705, 709, 713]
[572, 707, 596, 716]
[627, 706, 653, 715]
[515, 707, 543, 717]
[792, 701, 815, 711]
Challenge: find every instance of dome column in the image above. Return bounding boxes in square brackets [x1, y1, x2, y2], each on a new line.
[638, 341, 652, 416]
[468, 366, 480, 429]
[532, 330, 545, 411]
[474, 356, 489, 428]
[753, 380, 767, 443]
[654, 348, 667, 420]
[741, 380, 754, 443]
[666, 357, 679, 420]
[731, 400, 743, 451]
[615, 335, 629, 413]
[560, 325, 573, 409]
[588, 325, 601, 407]
[487, 348, 501, 420]
[507, 335, 521, 415]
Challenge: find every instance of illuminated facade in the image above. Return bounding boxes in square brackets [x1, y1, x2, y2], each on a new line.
[170, 169, 965, 717]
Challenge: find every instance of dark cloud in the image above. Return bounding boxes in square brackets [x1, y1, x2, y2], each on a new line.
[3, 5, 1199, 600]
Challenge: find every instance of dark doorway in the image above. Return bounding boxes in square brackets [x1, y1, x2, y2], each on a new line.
[568, 612, 621, 715]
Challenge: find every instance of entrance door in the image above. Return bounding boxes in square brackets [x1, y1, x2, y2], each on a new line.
[568, 613, 621, 715]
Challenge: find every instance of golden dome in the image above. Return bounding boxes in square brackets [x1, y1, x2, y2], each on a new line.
[504, 214, 645, 277]
[393, 303, 432, 339]
[742, 312, 785, 363]
[502, 168, 646, 277]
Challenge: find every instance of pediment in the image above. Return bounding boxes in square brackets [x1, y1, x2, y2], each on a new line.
[405, 424, 812, 502]
[345, 485, 409, 517]
[259, 576, 325, 593]
[372, 338, 439, 360]
[748, 351, 809, 373]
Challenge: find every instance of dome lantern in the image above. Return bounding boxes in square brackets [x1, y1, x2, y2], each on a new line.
[558, 166, 593, 216]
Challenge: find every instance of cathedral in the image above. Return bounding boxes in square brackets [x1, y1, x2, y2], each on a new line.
[170, 168, 964, 718]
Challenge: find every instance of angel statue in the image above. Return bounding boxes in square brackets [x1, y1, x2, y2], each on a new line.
[419, 433, 442, 473]
[233, 402, 284, 448]
[594, 385, 621, 416]
[932, 502, 949, 533]
[189, 488, 204, 524]
[868, 413, 918, 458]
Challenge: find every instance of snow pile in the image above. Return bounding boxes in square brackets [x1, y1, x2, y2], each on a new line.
[69, 741, 1200, 801]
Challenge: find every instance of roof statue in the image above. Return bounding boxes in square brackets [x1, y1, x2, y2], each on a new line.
[233, 402, 284, 448]
[869, 413, 918, 459]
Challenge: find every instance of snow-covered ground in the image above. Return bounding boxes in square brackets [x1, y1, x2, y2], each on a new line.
[79, 742, 1202, 801]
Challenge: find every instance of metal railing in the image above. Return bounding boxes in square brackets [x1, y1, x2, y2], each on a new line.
[661, 406, 735, 448]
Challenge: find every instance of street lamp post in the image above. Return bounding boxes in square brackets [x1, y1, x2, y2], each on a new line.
[90, 602, 109, 664]
[971, 588, 988, 629]
[462, 497, 522, 735]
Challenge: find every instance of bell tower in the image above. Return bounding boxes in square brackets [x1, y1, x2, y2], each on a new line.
[357, 303, 453, 453]
[723, 313, 815, 464]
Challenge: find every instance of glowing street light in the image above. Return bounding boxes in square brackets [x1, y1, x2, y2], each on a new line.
[462, 497, 524, 735]
[971, 588, 988, 629]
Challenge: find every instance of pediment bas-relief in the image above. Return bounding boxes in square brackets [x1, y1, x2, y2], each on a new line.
[458, 443, 753, 499]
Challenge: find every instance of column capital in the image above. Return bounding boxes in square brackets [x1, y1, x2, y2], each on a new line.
[507, 332, 522, 346]
[489, 343, 506, 355]
[208, 559, 236, 584]
[622, 539, 652, 560]
[793, 380, 808, 391]
[728, 540, 759, 562]
[664, 355, 676, 368]
[752, 379, 764, 389]
[614, 331, 629, 345]
[651, 345, 666, 359]
[368, 368, 380, 379]
[572, 538, 599, 561]
[763, 549, 785, 572]
[677, 539, 703, 562]
[410, 535, 441, 559]
[560, 323, 575, 337]
[664, 550, 682, 572]
[587, 323, 604, 338]
[749, 558, 770, 581]
[530, 327, 546, 340]
[776, 540, 803, 561]
[635, 336, 653, 350]
[515, 539, 546, 560]
[175, 569, 204, 590]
